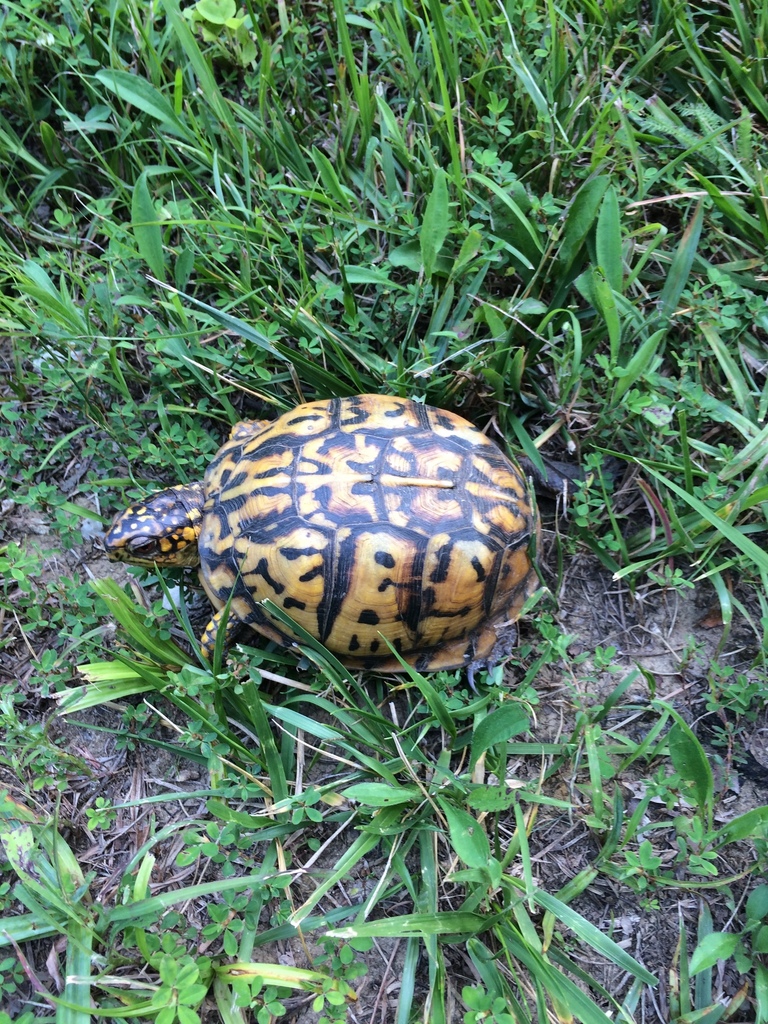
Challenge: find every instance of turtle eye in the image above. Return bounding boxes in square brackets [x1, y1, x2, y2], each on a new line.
[129, 540, 160, 557]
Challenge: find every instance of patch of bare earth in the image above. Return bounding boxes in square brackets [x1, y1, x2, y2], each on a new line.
[526, 550, 767, 1018]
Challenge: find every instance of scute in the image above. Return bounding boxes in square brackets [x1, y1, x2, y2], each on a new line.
[197, 394, 539, 672]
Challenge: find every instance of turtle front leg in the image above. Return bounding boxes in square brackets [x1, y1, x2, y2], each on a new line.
[200, 607, 242, 661]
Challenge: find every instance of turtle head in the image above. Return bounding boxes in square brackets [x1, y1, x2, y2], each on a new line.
[104, 482, 206, 568]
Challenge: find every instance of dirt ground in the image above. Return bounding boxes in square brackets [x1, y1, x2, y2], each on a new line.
[2, 479, 767, 1022]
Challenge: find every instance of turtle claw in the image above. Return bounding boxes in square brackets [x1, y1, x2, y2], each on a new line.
[467, 662, 479, 693]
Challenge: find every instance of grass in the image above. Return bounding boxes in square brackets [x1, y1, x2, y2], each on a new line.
[1, 0, 768, 1021]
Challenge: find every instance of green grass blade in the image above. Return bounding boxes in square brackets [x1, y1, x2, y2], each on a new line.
[57, 664, 154, 713]
[717, 44, 768, 122]
[643, 467, 768, 576]
[239, 689, 290, 804]
[469, 704, 530, 769]
[556, 176, 609, 278]
[108, 873, 280, 927]
[95, 68, 194, 142]
[667, 718, 715, 820]
[60, 923, 93, 1024]
[657, 201, 704, 325]
[596, 186, 623, 292]
[163, 0, 235, 132]
[470, 172, 542, 256]
[530, 890, 657, 984]
[89, 578, 190, 666]
[421, 168, 450, 279]
[700, 323, 755, 420]
[611, 328, 666, 402]
[131, 170, 166, 281]
[396, 938, 420, 1024]
[290, 831, 381, 926]
[330, 910, 488, 940]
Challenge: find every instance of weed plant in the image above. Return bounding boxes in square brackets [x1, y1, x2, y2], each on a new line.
[1, 0, 767, 1021]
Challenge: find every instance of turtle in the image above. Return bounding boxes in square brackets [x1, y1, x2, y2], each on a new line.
[104, 394, 539, 677]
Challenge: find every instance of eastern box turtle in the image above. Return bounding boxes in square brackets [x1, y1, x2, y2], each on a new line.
[104, 394, 539, 677]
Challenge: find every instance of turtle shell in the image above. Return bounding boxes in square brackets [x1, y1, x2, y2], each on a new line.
[198, 394, 538, 672]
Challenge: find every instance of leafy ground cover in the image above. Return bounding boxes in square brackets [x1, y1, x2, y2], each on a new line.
[1, 0, 767, 1021]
